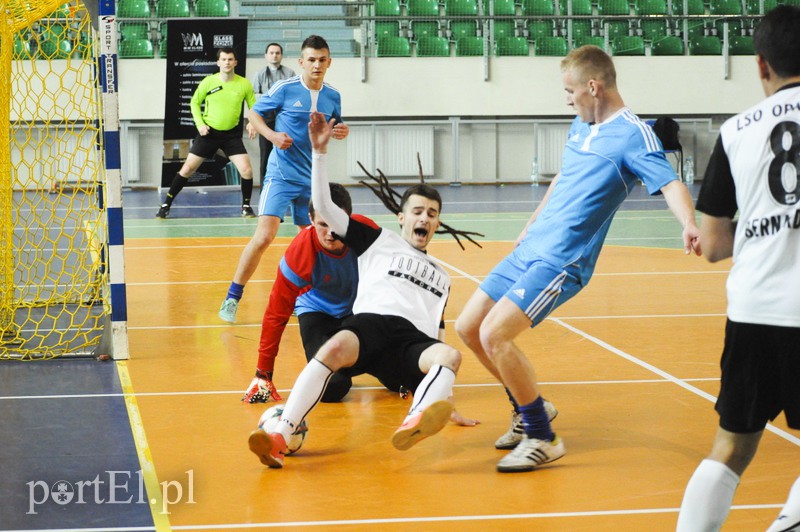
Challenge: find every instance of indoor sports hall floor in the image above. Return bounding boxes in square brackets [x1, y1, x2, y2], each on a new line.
[2, 182, 799, 531]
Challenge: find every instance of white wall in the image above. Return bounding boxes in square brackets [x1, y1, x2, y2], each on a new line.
[119, 55, 763, 187]
[119, 55, 764, 120]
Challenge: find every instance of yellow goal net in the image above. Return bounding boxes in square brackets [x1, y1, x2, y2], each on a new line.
[1, 0, 119, 359]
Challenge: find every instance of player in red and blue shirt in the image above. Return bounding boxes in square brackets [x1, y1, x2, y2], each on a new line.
[242, 184, 380, 404]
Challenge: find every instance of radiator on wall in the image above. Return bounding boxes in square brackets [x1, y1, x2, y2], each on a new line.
[347, 126, 434, 178]
[536, 124, 570, 176]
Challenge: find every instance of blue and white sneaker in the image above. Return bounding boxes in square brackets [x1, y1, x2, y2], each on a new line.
[218, 298, 239, 324]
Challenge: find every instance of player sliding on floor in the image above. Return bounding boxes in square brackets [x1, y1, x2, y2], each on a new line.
[248, 111, 481, 468]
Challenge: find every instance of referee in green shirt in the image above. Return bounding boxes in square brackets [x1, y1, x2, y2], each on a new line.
[157, 47, 258, 218]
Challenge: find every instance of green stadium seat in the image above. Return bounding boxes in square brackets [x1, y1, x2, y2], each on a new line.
[157, 22, 168, 58]
[13, 33, 33, 59]
[598, 0, 631, 15]
[195, 0, 229, 16]
[455, 35, 485, 55]
[559, 0, 593, 15]
[744, 0, 777, 12]
[602, 19, 631, 39]
[728, 34, 754, 54]
[156, 0, 190, 17]
[635, 0, 667, 14]
[377, 35, 412, 56]
[445, 0, 478, 15]
[450, 20, 479, 38]
[37, 29, 72, 59]
[407, 0, 440, 15]
[527, 19, 556, 39]
[49, 3, 72, 17]
[493, 19, 517, 38]
[638, 18, 670, 40]
[119, 38, 155, 58]
[521, 0, 555, 16]
[689, 34, 722, 54]
[650, 34, 685, 54]
[611, 34, 646, 54]
[567, 19, 595, 39]
[670, 0, 705, 14]
[375, 21, 401, 38]
[410, 20, 440, 39]
[375, 0, 401, 16]
[709, 0, 742, 36]
[74, 29, 93, 59]
[492, 0, 517, 15]
[495, 36, 530, 54]
[573, 34, 606, 48]
[118, 22, 150, 40]
[535, 35, 569, 55]
[117, 0, 151, 17]
[416, 35, 451, 55]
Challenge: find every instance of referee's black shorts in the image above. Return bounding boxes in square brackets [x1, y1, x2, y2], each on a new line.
[715, 319, 800, 433]
[336, 313, 436, 394]
[189, 126, 247, 159]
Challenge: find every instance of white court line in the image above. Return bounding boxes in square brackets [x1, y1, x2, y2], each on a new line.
[0, 378, 723, 401]
[9, 503, 783, 531]
[438, 256, 800, 449]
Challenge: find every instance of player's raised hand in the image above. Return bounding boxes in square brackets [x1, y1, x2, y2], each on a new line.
[309, 111, 336, 153]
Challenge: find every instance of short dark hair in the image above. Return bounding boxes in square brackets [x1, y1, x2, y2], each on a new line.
[309, 183, 352, 219]
[216, 47, 236, 60]
[265, 42, 283, 54]
[753, 5, 800, 78]
[300, 35, 330, 53]
[400, 184, 442, 213]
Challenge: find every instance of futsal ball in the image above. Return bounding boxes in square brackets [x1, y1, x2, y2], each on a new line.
[258, 404, 308, 455]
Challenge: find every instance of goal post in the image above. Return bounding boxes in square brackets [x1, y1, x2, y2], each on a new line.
[1, 0, 129, 360]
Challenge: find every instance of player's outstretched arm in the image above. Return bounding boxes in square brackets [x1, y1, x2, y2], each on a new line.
[661, 180, 702, 256]
[309, 112, 350, 237]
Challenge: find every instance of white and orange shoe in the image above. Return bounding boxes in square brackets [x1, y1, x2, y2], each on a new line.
[391, 400, 453, 451]
[248, 429, 288, 468]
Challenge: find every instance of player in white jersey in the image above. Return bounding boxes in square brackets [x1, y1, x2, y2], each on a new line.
[677, 7, 800, 531]
[247, 111, 478, 469]
[455, 45, 701, 473]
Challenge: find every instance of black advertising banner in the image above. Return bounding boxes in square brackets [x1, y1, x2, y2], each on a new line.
[161, 18, 248, 187]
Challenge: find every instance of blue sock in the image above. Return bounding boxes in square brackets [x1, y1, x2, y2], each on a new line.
[226, 282, 244, 301]
[504, 387, 520, 414]
[519, 396, 555, 442]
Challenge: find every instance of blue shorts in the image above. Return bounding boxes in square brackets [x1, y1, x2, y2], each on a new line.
[480, 251, 582, 327]
[257, 177, 311, 226]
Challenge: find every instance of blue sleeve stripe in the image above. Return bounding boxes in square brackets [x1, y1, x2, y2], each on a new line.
[279, 257, 310, 289]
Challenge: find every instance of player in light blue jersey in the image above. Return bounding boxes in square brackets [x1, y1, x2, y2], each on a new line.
[455, 45, 702, 473]
[219, 35, 350, 324]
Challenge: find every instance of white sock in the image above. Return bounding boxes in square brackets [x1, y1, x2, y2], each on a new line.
[274, 359, 333, 440]
[767, 476, 800, 532]
[404, 365, 455, 422]
[676, 459, 740, 532]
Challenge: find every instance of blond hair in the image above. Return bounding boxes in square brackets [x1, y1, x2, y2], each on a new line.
[560, 45, 617, 88]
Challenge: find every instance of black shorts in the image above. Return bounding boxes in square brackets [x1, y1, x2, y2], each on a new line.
[189, 127, 246, 159]
[297, 312, 347, 362]
[336, 313, 437, 393]
[715, 319, 800, 433]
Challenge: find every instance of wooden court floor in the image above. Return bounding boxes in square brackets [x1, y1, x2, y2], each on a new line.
[117, 225, 800, 531]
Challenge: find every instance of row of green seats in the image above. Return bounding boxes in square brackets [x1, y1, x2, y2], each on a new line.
[118, 0, 229, 18]
[375, 32, 754, 55]
[375, 0, 799, 16]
